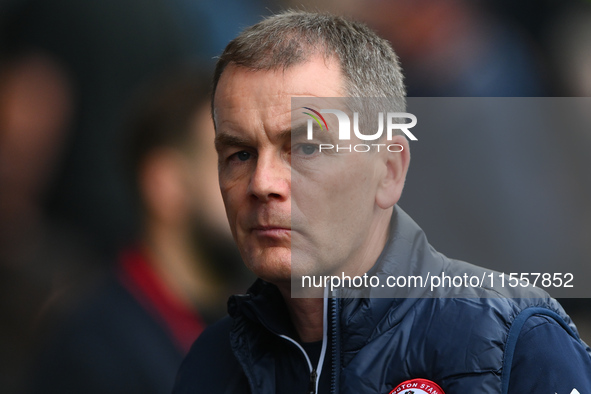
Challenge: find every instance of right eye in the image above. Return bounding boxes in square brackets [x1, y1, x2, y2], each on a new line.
[229, 150, 252, 161]
[233, 151, 251, 161]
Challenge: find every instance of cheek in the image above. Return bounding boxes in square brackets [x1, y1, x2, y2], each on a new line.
[220, 187, 238, 217]
[298, 161, 376, 228]
[220, 180, 247, 228]
[307, 159, 372, 198]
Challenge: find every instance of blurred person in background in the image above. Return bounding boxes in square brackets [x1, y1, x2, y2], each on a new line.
[550, 3, 591, 97]
[26, 67, 247, 394]
[3, 0, 193, 260]
[0, 24, 102, 394]
[3, 0, 276, 262]
[1, 1, 189, 391]
[1, 0, 266, 391]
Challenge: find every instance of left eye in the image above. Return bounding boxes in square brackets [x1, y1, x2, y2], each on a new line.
[296, 144, 318, 155]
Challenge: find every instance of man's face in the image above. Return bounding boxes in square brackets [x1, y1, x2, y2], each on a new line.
[214, 56, 393, 287]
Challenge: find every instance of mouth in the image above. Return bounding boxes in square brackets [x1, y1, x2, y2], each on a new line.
[251, 226, 292, 238]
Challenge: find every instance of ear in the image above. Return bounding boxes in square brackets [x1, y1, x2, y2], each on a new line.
[375, 134, 410, 209]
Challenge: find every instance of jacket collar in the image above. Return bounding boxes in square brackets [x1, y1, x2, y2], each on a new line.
[228, 279, 298, 338]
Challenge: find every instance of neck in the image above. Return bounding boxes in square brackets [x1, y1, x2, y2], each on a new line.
[279, 286, 324, 343]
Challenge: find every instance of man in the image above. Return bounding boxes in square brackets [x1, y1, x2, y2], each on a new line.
[27, 68, 244, 394]
[173, 11, 591, 394]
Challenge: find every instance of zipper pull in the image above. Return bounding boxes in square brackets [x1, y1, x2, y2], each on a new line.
[308, 369, 318, 394]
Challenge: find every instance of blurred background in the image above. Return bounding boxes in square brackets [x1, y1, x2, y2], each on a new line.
[1, 0, 590, 392]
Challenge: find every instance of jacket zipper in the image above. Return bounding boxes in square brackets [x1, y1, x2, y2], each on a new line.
[278, 289, 329, 394]
[308, 369, 318, 394]
[330, 289, 340, 394]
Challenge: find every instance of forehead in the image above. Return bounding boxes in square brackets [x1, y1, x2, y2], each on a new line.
[213, 56, 344, 130]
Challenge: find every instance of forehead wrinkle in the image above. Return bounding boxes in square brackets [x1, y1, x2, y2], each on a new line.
[216, 61, 345, 106]
[214, 56, 346, 145]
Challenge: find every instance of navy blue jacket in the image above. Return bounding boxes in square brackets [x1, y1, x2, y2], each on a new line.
[174, 207, 591, 393]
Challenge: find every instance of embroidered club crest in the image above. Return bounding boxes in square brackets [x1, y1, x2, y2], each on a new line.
[390, 378, 445, 394]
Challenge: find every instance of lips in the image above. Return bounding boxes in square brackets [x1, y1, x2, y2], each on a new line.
[251, 225, 291, 238]
[243, 208, 293, 239]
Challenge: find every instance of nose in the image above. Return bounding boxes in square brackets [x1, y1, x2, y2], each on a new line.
[248, 152, 290, 202]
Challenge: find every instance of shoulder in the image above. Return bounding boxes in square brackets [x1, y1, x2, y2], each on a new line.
[397, 293, 582, 374]
[507, 314, 591, 393]
[173, 316, 248, 394]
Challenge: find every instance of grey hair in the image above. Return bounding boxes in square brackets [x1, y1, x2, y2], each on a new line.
[212, 10, 406, 113]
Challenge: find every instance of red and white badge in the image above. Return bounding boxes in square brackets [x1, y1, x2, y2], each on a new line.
[390, 378, 445, 394]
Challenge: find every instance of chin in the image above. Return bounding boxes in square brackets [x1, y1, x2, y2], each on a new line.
[245, 251, 292, 285]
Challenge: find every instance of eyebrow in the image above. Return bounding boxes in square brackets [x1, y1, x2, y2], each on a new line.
[278, 128, 293, 142]
[290, 123, 308, 140]
[214, 133, 251, 151]
[291, 121, 333, 143]
[214, 124, 312, 151]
